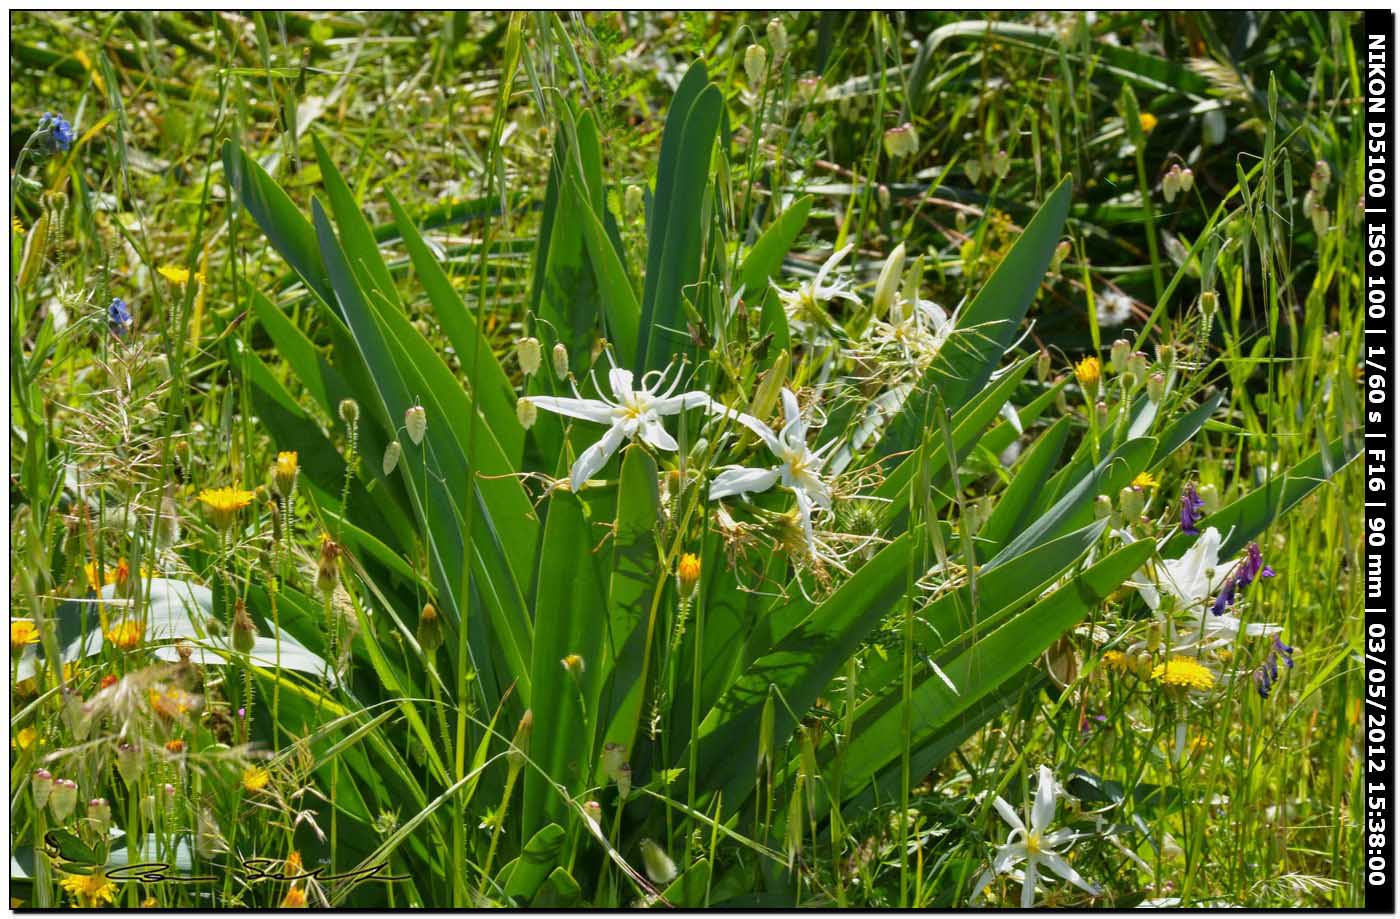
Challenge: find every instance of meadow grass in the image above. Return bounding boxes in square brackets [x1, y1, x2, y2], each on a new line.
[9, 11, 1364, 908]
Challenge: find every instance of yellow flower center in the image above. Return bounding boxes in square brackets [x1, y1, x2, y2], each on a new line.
[1025, 832, 1042, 856]
[1132, 472, 1159, 489]
[10, 620, 40, 648]
[1074, 356, 1101, 387]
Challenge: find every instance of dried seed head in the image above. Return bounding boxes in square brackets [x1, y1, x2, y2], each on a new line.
[552, 342, 569, 380]
[516, 398, 537, 430]
[232, 600, 257, 655]
[516, 337, 542, 376]
[404, 405, 427, 445]
[744, 43, 768, 86]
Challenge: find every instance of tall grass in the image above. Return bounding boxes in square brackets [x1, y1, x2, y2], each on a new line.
[9, 11, 1364, 908]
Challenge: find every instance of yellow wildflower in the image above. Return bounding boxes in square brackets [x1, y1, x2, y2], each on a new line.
[285, 851, 303, 876]
[11, 619, 40, 649]
[60, 871, 118, 907]
[12, 217, 24, 235]
[677, 553, 701, 593]
[165, 738, 186, 754]
[1074, 356, 1101, 388]
[272, 451, 299, 497]
[149, 685, 200, 719]
[105, 619, 144, 651]
[1102, 650, 1129, 672]
[13, 726, 37, 751]
[281, 885, 307, 908]
[1138, 112, 1158, 133]
[241, 764, 271, 794]
[197, 486, 256, 530]
[1131, 472, 1159, 489]
[158, 265, 191, 284]
[1151, 655, 1215, 691]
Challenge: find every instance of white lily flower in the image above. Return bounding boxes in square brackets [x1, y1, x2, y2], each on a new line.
[971, 765, 1102, 908]
[709, 388, 835, 554]
[866, 295, 956, 367]
[773, 245, 860, 336]
[529, 362, 720, 491]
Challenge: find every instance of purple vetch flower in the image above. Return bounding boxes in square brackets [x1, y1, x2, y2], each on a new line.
[1254, 634, 1295, 700]
[1179, 484, 1206, 535]
[1272, 635, 1295, 669]
[1254, 666, 1273, 698]
[1210, 542, 1275, 616]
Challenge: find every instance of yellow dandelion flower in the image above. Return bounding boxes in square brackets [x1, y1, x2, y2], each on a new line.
[677, 553, 701, 591]
[11, 619, 40, 649]
[1102, 650, 1129, 672]
[13, 726, 37, 751]
[158, 265, 191, 284]
[60, 871, 118, 907]
[281, 884, 307, 908]
[1131, 472, 1159, 489]
[141, 897, 159, 908]
[1074, 356, 1101, 388]
[1151, 655, 1215, 691]
[84, 557, 132, 592]
[241, 764, 271, 794]
[197, 486, 256, 530]
[105, 619, 145, 651]
[275, 451, 298, 479]
[1138, 112, 1159, 134]
[165, 738, 186, 754]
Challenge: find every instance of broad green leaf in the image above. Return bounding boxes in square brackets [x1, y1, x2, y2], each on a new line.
[875, 176, 1072, 459]
[978, 415, 1072, 550]
[498, 823, 566, 902]
[738, 195, 813, 300]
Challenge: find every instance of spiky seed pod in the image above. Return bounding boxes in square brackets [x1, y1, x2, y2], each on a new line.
[232, 600, 257, 655]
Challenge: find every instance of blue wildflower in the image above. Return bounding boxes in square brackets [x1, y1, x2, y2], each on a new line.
[107, 298, 132, 336]
[1254, 666, 1272, 699]
[1210, 542, 1275, 616]
[38, 112, 76, 154]
[1179, 484, 1205, 535]
[1272, 635, 1294, 670]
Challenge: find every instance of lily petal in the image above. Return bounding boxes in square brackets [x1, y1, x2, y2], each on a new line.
[1037, 850, 1102, 897]
[1021, 859, 1039, 909]
[709, 466, 781, 501]
[991, 796, 1026, 834]
[1031, 765, 1058, 833]
[571, 423, 627, 491]
[639, 416, 678, 452]
[652, 390, 717, 415]
[608, 367, 635, 402]
[529, 395, 615, 425]
[730, 411, 785, 457]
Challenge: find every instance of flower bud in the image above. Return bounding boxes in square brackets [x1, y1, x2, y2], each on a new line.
[1199, 290, 1218, 319]
[1036, 349, 1052, 382]
[116, 742, 144, 786]
[1311, 204, 1329, 237]
[796, 74, 821, 104]
[1094, 494, 1114, 520]
[639, 838, 678, 885]
[417, 602, 443, 656]
[1323, 329, 1340, 356]
[404, 405, 427, 445]
[883, 123, 918, 159]
[965, 158, 983, 184]
[50, 778, 78, 822]
[1050, 240, 1071, 274]
[272, 451, 298, 499]
[602, 743, 628, 783]
[1119, 485, 1145, 521]
[382, 440, 403, 476]
[552, 342, 569, 380]
[1147, 620, 1163, 654]
[872, 243, 906, 318]
[32, 769, 53, 808]
[561, 654, 586, 680]
[766, 18, 788, 59]
[508, 710, 533, 770]
[1202, 108, 1227, 147]
[1126, 351, 1150, 387]
[677, 553, 701, 596]
[616, 763, 632, 800]
[744, 44, 767, 86]
[232, 600, 257, 655]
[1197, 483, 1220, 515]
[338, 398, 359, 426]
[317, 536, 341, 595]
[1311, 160, 1331, 195]
[516, 337, 541, 376]
[991, 149, 1011, 179]
[1177, 167, 1194, 193]
[1096, 400, 1109, 427]
[624, 184, 644, 220]
[516, 398, 537, 430]
[88, 798, 112, 836]
[1110, 338, 1131, 373]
